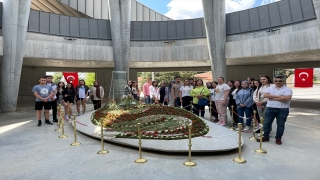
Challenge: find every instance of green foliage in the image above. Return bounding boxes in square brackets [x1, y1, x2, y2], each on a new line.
[139, 71, 199, 85]
[274, 69, 294, 80]
[84, 73, 95, 88]
[52, 72, 62, 84]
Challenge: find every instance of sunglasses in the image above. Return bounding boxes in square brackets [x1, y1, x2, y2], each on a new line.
[274, 80, 283, 83]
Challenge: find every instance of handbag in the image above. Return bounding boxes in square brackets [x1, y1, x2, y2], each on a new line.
[198, 87, 209, 106]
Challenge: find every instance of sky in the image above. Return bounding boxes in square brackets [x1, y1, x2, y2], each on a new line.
[137, 0, 280, 20]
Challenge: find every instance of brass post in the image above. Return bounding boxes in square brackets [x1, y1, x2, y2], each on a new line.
[230, 105, 235, 130]
[58, 110, 68, 138]
[233, 123, 246, 163]
[190, 101, 193, 113]
[55, 105, 61, 131]
[135, 123, 147, 163]
[183, 124, 196, 166]
[97, 119, 108, 154]
[70, 114, 81, 146]
[255, 118, 267, 154]
[249, 110, 257, 140]
[209, 103, 212, 121]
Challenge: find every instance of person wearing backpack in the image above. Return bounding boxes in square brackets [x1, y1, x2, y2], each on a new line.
[236, 80, 255, 131]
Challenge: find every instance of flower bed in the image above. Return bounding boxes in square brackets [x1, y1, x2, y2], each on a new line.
[91, 97, 209, 140]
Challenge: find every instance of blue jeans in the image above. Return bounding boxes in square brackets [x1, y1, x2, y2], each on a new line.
[263, 107, 289, 139]
[174, 98, 181, 107]
[144, 95, 150, 104]
[237, 106, 252, 126]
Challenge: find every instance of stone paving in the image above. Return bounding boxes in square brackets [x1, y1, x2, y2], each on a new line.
[0, 102, 320, 180]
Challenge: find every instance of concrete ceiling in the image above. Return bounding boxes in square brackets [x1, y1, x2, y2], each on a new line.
[31, 0, 89, 18]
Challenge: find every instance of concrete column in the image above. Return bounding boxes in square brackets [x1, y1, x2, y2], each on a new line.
[1, 0, 32, 112]
[109, 0, 131, 73]
[202, 0, 226, 80]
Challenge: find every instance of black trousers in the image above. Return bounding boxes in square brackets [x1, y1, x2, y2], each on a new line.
[92, 100, 101, 110]
[182, 96, 192, 111]
[193, 104, 205, 117]
[210, 101, 218, 118]
[51, 100, 57, 120]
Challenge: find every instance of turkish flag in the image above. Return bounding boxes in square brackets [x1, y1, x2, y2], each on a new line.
[294, 68, 313, 88]
[63, 72, 78, 87]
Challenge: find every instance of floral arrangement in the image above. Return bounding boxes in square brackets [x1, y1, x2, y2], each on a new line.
[90, 96, 209, 140]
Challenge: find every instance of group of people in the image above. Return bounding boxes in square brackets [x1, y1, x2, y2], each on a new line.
[141, 75, 293, 145]
[33, 74, 293, 145]
[32, 76, 105, 127]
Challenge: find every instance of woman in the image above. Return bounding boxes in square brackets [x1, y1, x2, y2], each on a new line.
[131, 81, 140, 101]
[252, 80, 262, 126]
[157, 82, 169, 105]
[180, 79, 193, 111]
[149, 81, 158, 104]
[227, 80, 235, 117]
[230, 80, 241, 127]
[253, 75, 273, 119]
[90, 81, 104, 110]
[124, 80, 132, 96]
[56, 81, 65, 105]
[236, 80, 255, 131]
[215, 77, 231, 126]
[190, 79, 210, 118]
[209, 81, 219, 122]
[168, 80, 175, 106]
[63, 83, 75, 120]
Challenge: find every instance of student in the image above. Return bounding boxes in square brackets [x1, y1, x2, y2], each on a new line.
[157, 82, 169, 105]
[215, 77, 230, 126]
[190, 79, 210, 118]
[46, 75, 58, 122]
[143, 77, 152, 104]
[149, 81, 159, 104]
[172, 76, 183, 107]
[236, 80, 255, 131]
[75, 80, 90, 116]
[168, 80, 175, 106]
[63, 83, 75, 119]
[90, 81, 104, 110]
[131, 81, 140, 101]
[209, 81, 219, 122]
[180, 79, 193, 111]
[32, 77, 54, 127]
[124, 80, 133, 96]
[230, 80, 241, 127]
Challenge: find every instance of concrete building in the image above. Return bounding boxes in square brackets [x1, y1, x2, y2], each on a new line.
[0, 0, 320, 112]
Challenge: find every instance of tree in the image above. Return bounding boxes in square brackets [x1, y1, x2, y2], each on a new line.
[52, 72, 62, 84]
[139, 71, 199, 85]
[84, 73, 95, 88]
[274, 69, 294, 80]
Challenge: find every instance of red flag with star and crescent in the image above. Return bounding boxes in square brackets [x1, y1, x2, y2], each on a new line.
[63, 72, 78, 87]
[294, 68, 313, 88]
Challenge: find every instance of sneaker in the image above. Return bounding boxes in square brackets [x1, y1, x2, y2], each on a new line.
[78, 114, 81, 116]
[213, 118, 219, 123]
[276, 138, 282, 145]
[243, 126, 251, 131]
[53, 119, 58, 123]
[219, 121, 226, 126]
[216, 121, 222, 125]
[37, 121, 42, 127]
[45, 120, 53, 125]
[65, 115, 69, 120]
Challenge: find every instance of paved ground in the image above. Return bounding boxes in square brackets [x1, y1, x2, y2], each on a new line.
[0, 101, 319, 180]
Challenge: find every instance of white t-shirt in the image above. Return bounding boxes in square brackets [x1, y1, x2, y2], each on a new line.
[265, 85, 293, 108]
[47, 83, 57, 99]
[215, 84, 230, 101]
[79, 86, 86, 98]
[231, 88, 238, 100]
[180, 86, 193, 97]
[210, 89, 216, 101]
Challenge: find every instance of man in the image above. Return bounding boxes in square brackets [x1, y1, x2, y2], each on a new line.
[172, 76, 183, 107]
[75, 80, 90, 116]
[189, 78, 195, 87]
[46, 75, 58, 122]
[257, 75, 293, 145]
[143, 77, 152, 104]
[32, 77, 54, 127]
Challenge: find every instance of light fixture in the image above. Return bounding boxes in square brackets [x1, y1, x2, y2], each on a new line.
[64, 37, 77, 41]
[164, 41, 175, 44]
